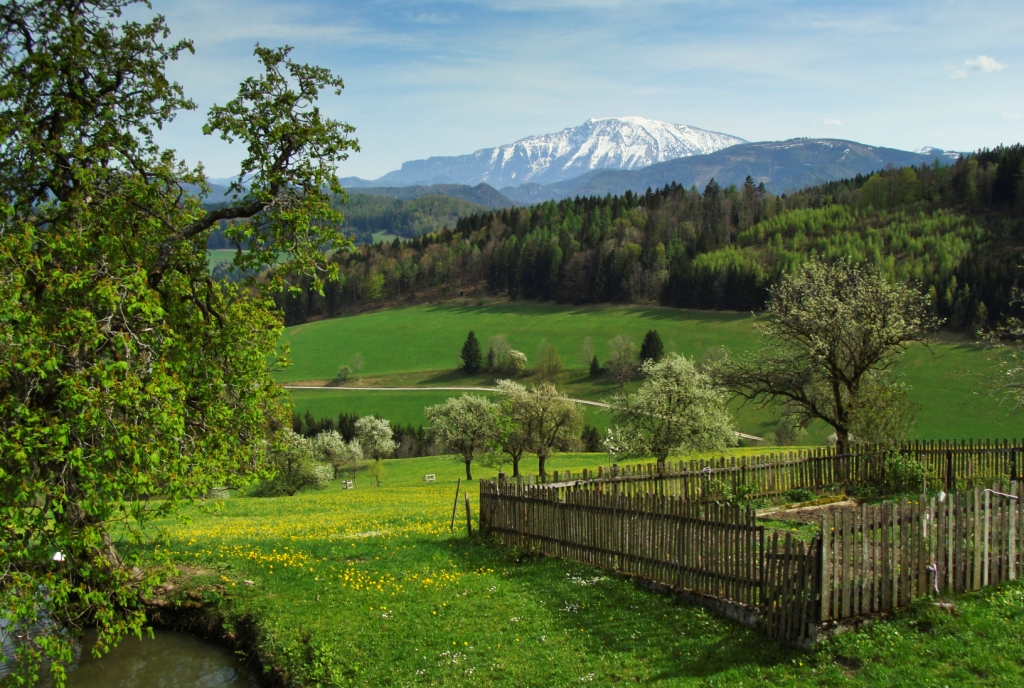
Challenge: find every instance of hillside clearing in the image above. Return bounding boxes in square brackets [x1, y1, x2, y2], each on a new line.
[279, 303, 1022, 441]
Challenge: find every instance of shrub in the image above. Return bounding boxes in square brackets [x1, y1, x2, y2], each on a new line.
[880, 451, 927, 495]
[784, 488, 817, 503]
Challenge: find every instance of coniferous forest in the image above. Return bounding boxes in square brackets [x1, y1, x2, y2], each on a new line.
[275, 145, 1024, 332]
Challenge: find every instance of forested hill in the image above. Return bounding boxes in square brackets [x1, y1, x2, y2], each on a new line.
[339, 193, 491, 244]
[277, 146, 1024, 333]
[208, 192, 491, 248]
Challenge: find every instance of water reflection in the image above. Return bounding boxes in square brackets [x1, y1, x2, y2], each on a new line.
[2, 627, 263, 687]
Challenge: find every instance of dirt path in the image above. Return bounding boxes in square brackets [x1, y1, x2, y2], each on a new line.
[282, 385, 763, 440]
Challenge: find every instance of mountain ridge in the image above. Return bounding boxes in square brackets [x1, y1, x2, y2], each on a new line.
[498, 138, 960, 203]
[368, 117, 744, 188]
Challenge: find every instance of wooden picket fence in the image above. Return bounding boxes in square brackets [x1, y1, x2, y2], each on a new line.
[531, 438, 1024, 501]
[479, 440, 1024, 646]
[479, 480, 766, 607]
[821, 482, 1022, 622]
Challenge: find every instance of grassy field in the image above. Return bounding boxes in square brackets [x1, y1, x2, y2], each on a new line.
[164, 455, 1024, 686]
[280, 302, 1024, 442]
[207, 248, 242, 270]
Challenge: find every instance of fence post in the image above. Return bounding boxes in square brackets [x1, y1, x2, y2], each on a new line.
[946, 449, 955, 492]
[1012, 447, 1018, 483]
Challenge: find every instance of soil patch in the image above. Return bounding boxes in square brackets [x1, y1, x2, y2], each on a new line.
[758, 498, 859, 526]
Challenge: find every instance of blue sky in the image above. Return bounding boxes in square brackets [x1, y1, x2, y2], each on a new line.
[150, 0, 1023, 180]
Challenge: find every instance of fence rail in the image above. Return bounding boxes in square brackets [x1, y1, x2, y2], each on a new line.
[480, 439, 1024, 645]
[481, 481, 765, 607]
[530, 439, 1023, 501]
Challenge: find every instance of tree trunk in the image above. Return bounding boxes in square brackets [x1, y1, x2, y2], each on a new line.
[465, 455, 473, 480]
[538, 450, 547, 477]
[512, 455, 521, 477]
[835, 428, 850, 455]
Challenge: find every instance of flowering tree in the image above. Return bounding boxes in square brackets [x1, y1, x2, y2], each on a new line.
[262, 431, 332, 496]
[426, 395, 499, 479]
[495, 380, 582, 477]
[355, 416, 397, 487]
[605, 355, 735, 470]
[312, 430, 363, 479]
[716, 260, 938, 453]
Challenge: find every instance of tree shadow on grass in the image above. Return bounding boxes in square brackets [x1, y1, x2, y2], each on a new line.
[437, 535, 799, 683]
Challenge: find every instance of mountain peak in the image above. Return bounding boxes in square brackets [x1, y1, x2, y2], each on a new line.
[375, 118, 745, 188]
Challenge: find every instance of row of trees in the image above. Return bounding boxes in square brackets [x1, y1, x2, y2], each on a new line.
[428, 346, 736, 478]
[458, 329, 666, 385]
[277, 149, 1024, 333]
[263, 416, 399, 495]
[430, 258, 940, 478]
[426, 382, 583, 479]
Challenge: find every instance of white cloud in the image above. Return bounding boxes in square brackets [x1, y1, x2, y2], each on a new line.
[823, 118, 843, 126]
[966, 55, 1007, 72]
[952, 55, 1007, 78]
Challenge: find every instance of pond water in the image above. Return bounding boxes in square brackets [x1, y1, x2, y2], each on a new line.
[1, 628, 264, 687]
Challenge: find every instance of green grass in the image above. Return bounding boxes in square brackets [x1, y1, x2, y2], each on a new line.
[290, 387, 612, 432]
[370, 231, 400, 244]
[280, 302, 1024, 442]
[207, 248, 242, 270]
[165, 454, 1024, 686]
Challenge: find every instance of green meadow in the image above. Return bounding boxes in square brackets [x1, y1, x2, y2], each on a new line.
[280, 302, 1023, 442]
[167, 455, 1024, 687]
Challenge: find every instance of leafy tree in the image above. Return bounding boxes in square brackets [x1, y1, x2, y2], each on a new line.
[311, 430, 362, 480]
[847, 372, 920, 449]
[259, 431, 332, 496]
[507, 350, 528, 374]
[425, 395, 498, 480]
[460, 331, 483, 374]
[606, 335, 638, 387]
[716, 260, 939, 453]
[355, 416, 397, 487]
[605, 355, 735, 470]
[0, 0, 356, 681]
[536, 339, 563, 381]
[580, 425, 602, 452]
[577, 336, 595, 369]
[495, 380, 582, 477]
[492, 381, 533, 477]
[639, 329, 664, 364]
[350, 353, 365, 377]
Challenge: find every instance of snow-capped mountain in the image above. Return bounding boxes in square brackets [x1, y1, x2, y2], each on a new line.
[374, 117, 745, 188]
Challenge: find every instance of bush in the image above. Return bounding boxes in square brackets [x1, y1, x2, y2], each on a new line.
[580, 425, 601, 452]
[880, 451, 927, 495]
[784, 488, 817, 503]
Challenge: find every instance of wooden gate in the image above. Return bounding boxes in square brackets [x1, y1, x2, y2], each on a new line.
[760, 532, 821, 645]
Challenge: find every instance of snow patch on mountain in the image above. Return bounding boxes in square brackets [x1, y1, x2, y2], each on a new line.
[375, 117, 745, 188]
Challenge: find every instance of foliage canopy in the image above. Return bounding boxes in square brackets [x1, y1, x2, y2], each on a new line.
[0, 0, 356, 681]
[715, 260, 939, 452]
[605, 354, 735, 467]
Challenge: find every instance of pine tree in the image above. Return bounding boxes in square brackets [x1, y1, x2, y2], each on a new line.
[639, 330, 664, 364]
[461, 331, 483, 374]
[589, 355, 601, 377]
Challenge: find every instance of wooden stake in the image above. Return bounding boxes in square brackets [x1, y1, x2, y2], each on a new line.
[465, 493, 473, 536]
[450, 478, 461, 533]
